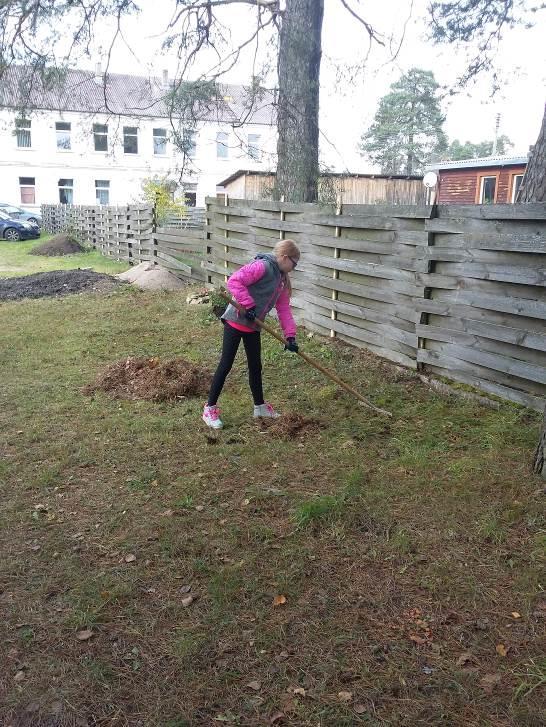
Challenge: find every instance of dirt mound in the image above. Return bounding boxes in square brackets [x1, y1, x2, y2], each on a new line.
[83, 356, 212, 401]
[257, 413, 321, 438]
[116, 263, 188, 290]
[30, 234, 86, 256]
[0, 269, 122, 301]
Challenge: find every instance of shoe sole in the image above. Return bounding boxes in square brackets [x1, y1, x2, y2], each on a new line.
[202, 416, 223, 429]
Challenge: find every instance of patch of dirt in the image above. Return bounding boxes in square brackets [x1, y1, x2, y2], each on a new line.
[83, 356, 212, 401]
[0, 270, 123, 301]
[29, 234, 86, 256]
[257, 412, 321, 438]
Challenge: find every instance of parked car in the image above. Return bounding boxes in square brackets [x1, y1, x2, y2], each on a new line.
[0, 210, 41, 241]
[0, 203, 42, 227]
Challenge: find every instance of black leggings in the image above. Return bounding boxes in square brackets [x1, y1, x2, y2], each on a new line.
[207, 323, 264, 406]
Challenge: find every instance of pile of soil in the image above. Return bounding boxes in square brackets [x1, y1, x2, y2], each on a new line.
[257, 413, 321, 438]
[83, 356, 212, 401]
[0, 270, 122, 301]
[30, 234, 86, 256]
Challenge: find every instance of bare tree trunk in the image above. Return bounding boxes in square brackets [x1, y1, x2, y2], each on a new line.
[533, 404, 546, 477]
[275, 0, 324, 203]
[407, 134, 414, 175]
[518, 104, 546, 204]
[519, 104, 546, 479]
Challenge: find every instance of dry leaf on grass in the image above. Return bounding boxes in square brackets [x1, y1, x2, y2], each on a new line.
[76, 629, 94, 641]
[181, 595, 194, 607]
[246, 680, 261, 691]
[160, 509, 174, 517]
[480, 673, 502, 694]
[354, 704, 367, 714]
[409, 633, 427, 645]
[270, 713, 284, 724]
[273, 594, 287, 607]
[124, 553, 137, 563]
[511, 611, 521, 619]
[496, 643, 509, 657]
[338, 691, 353, 702]
[14, 670, 26, 682]
[456, 651, 474, 667]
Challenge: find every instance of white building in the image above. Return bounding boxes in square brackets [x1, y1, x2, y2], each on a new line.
[0, 66, 277, 211]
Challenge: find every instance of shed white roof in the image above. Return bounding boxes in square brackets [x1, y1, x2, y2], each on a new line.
[427, 156, 528, 171]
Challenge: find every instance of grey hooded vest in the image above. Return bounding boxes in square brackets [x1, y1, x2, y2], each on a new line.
[222, 253, 285, 329]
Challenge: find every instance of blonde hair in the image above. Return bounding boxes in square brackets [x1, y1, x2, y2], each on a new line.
[273, 239, 300, 297]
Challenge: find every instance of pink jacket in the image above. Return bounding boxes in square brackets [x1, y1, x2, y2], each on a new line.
[226, 259, 297, 337]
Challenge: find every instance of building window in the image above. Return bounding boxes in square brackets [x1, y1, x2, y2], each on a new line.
[15, 118, 31, 148]
[184, 185, 197, 207]
[183, 129, 197, 158]
[58, 178, 73, 204]
[248, 133, 261, 161]
[93, 123, 108, 152]
[95, 179, 110, 205]
[19, 177, 35, 204]
[479, 175, 497, 204]
[216, 131, 228, 159]
[56, 121, 71, 150]
[123, 126, 138, 154]
[153, 128, 167, 155]
[511, 173, 524, 203]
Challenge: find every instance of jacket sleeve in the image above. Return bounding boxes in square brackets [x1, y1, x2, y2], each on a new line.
[275, 288, 297, 338]
[226, 260, 267, 309]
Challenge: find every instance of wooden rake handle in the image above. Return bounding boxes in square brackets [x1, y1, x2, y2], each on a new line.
[217, 289, 392, 418]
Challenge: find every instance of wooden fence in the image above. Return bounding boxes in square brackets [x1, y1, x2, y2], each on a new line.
[41, 200, 546, 410]
[41, 204, 206, 282]
[202, 197, 546, 411]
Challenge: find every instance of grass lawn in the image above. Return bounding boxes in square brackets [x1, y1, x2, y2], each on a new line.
[0, 284, 544, 726]
[0, 236, 129, 277]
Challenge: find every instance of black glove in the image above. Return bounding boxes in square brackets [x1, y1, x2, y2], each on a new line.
[244, 307, 257, 322]
[284, 337, 299, 353]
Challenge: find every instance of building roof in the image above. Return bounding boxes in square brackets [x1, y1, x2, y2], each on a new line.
[0, 66, 276, 125]
[218, 169, 423, 187]
[427, 155, 528, 171]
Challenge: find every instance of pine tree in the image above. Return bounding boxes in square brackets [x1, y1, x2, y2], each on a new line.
[360, 68, 447, 175]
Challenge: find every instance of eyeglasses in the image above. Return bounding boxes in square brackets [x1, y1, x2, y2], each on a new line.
[287, 255, 299, 268]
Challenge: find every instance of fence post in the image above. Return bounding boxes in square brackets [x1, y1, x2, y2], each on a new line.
[416, 204, 438, 371]
[330, 194, 343, 338]
[223, 193, 229, 283]
[150, 198, 158, 266]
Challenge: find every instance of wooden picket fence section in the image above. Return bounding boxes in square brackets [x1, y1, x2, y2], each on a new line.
[41, 204, 206, 282]
[203, 197, 546, 411]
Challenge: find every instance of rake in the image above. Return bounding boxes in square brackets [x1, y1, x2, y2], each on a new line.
[218, 289, 392, 418]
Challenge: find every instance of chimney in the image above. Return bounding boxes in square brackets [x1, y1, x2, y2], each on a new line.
[95, 62, 102, 77]
[162, 69, 169, 86]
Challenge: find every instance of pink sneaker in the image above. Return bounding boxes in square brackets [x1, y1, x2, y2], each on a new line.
[203, 404, 223, 429]
[253, 402, 280, 419]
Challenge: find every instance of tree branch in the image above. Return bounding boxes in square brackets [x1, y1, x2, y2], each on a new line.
[338, 0, 385, 46]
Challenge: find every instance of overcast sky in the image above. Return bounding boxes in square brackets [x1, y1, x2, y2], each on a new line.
[76, 0, 546, 172]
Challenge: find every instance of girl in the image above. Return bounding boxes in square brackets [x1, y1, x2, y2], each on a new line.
[203, 239, 300, 429]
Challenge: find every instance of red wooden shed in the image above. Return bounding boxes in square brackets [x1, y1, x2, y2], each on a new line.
[426, 156, 528, 204]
